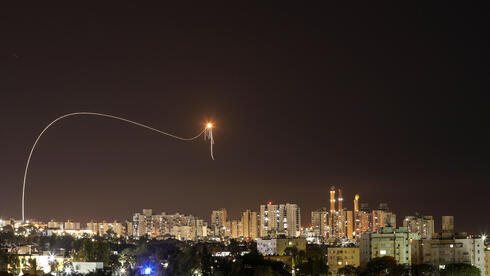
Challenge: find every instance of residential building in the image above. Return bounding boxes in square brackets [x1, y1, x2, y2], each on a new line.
[276, 237, 306, 255]
[360, 227, 420, 267]
[485, 248, 490, 276]
[403, 214, 434, 239]
[64, 220, 80, 230]
[132, 209, 206, 240]
[211, 208, 228, 237]
[257, 238, 277, 256]
[260, 202, 301, 238]
[257, 237, 306, 256]
[412, 237, 485, 275]
[442, 216, 454, 233]
[241, 210, 258, 240]
[327, 247, 360, 275]
[311, 208, 329, 240]
[47, 219, 63, 229]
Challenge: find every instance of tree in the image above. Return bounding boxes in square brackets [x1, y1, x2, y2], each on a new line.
[364, 256, 405, 275]
[253, 265, 275, 276]
[7, 251, 19, 275]
[412, 264, 436, 275]
[296, 257, 329, 275]
[0, 250, 8, 272]
[440, 263, 481, 276]
[338, 264, 358, 275]
[76, 239, 110, 265]
[172, 247, 200, 275]
[22, 258, 43, 276]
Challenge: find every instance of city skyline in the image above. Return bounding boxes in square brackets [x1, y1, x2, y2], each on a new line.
[1, 4, 489, 236]
[0, 191, 471, 236]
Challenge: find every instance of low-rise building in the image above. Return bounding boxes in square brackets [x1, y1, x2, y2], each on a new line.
[485, 247, 490, 276]
[257, 238, 277, 256]
[327, 247, 360, 275]
[277, 237, 306, 255]
[64, 220, 81, 230]
[360, 227, 419, 267]
[257, 237, 307, 256]
[17, 252, 65, 274]
[403, 214, 434, 239]
[412, 237, 486, 275]
[72, 262, 104, 274]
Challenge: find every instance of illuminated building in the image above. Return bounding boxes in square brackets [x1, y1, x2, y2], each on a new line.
[211, 208, 228, 228]
[132, 209, 207, 240]
[442, 216, 454, 234]
[410, 217, 486, 274]
[346, 210, 354, 239]
[260, 203, 281, 237]
[259, 202, 301, 238]
[238, 220, 244, 237]
[354, 195, 361, 239]
[403, 214, 434, 239]
[286, 203, 301, 237]
[257, 238, 277, 255]
[412, 237, 485, 275]
[371, 204, 396, 232]
[360, 227, 420, 267]
[330, 186, 336, 213]
[171, 225, 194, 240]
[86, 220, 127, 237]
[86, 221, 97, 233]
[257, 237, 306, 256]
[485, 248, 490, 276]
[338, 189, 343, 211]
[64, 220, 81, 230]
[17, 252, 65, 274]
[241, 209, 258, 240]
[311, 208, 329, 239]
[354, 194, 359, 213]
[231, 220, 239, 238]
[327, 247, 360, 275]
[47, 219, 63, 229]
[211, 208, 229, 237]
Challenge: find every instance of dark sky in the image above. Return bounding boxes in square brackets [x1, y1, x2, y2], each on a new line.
[1, 4, 489, 234]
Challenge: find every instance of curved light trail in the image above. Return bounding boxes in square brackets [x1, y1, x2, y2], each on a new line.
[21, 112, 214, 221]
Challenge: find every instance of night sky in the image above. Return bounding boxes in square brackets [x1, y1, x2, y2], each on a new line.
[1, 4, 488, 234]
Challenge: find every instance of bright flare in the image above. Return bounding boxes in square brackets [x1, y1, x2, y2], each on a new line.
[206, 122, 213, 128]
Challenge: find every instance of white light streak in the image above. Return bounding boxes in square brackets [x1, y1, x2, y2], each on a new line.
[22, 112, 214, 221]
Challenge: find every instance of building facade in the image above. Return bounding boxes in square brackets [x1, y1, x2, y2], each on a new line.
[360, 227, 420, 267]
[403, 214, 434, 239]
[412, 237, 486, 275]
[327, 247, 360, 275]
[259, 203, 301, 238]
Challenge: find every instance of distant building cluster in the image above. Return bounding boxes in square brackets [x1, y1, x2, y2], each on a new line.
[132, 209, 207, 240]
[1, 185, 488, 275]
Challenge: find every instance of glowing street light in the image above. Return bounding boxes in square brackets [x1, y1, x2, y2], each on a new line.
[143, 267, 152, 275]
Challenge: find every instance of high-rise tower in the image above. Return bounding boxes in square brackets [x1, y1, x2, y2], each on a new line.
[354, 194, 359, 213]
[330, 186, 336, 213]
[338, 189, 343, 211]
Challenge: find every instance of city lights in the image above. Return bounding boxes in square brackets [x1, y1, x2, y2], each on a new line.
[1, 4, 488, 276]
